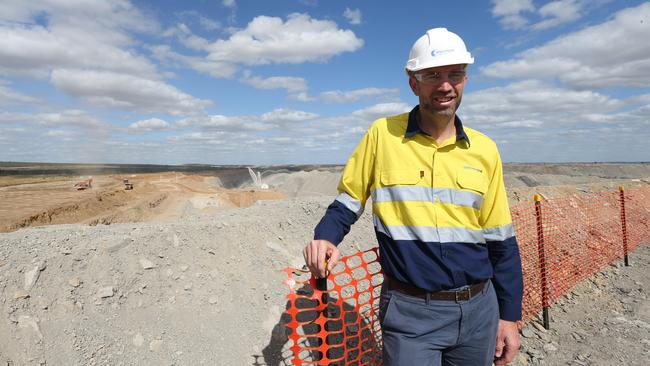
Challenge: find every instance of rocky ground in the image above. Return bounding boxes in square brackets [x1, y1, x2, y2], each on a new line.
[0, 165, 649, 365]
[0, 196, 376, 366]
[514, 244, 650, 366]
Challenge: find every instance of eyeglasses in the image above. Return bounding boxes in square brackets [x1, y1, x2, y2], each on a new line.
[413, 70, 466, 85]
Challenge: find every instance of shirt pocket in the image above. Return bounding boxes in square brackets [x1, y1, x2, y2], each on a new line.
[380, 169, 423, 186]
[457, 168, 488, 195]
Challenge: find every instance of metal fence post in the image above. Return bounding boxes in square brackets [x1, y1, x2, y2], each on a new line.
[534, 194, 550, 329]
[618, 186, 630, 266]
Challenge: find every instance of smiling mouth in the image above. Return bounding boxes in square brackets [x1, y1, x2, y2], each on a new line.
[434, 96, 455, 104]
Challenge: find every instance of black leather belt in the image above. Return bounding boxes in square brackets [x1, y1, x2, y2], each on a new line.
[384, 276, 486, 302]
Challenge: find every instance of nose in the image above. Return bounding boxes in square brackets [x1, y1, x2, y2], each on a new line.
[436, 80, 453, 92]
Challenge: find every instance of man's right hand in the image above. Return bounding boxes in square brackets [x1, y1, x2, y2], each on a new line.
[303, 240, 340, 278]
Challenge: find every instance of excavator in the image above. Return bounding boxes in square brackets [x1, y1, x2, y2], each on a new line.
[73, 178, 92, 190]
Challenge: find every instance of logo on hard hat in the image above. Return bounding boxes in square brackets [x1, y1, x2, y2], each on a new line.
[432, 49, 454, 57]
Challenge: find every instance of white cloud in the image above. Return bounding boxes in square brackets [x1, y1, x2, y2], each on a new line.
[351, 102, 411, 121]
[319, 87, 400, 103]
[51, 69, 213, 116]
[177, 114, 271, 132]
[46, 130, 78, 137]
[0, 80, 40, 105]
[457, 83, 649, 162]
[343, 8, 362, 25]
[199, 17, 221, 31]
[0, 111, 28, 124]
[491, 0, 598, 31]
[482, 3, 650, 88]
[0, 109, 107, 129]
[156, 13, 363, 79]
[0, 1, 159, 78]
[260, 109, 319, 124]
[289, 92, 316, 102]
[129, 118, 171, 132]
[149, 45, 238, 78]
[0, 1, 214, 117]
[176, 11, 221, 32]
[491, 0, 535, 29]
[240, 76, 399, 104]
[177, 107, 320, 133]
[241, 74, 308, 94]
[532, 0, 584, 30]
[624, 93, 650, 105]
[0, 1, 157, 33]
[36, 110, 108, 129]
[461, 80, 627, 129]
[168, 131, 226, 142]
[162, 23, 212, 51]
[203, 13, 363, 65]
[223, 0, 236, 8]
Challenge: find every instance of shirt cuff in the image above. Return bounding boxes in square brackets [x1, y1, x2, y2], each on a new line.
[498, 299, 522, 321]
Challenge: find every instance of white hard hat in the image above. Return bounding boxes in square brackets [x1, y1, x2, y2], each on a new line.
[405, 28, 474, 72]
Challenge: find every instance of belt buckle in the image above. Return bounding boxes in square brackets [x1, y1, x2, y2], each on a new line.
[455, 288, 471, 302]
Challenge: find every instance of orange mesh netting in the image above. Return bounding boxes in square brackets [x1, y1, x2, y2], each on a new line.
[282, 186, 650, 365]
[281, 248, 383, 365]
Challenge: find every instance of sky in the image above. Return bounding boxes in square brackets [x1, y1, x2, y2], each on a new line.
[0, 0, 649, 165]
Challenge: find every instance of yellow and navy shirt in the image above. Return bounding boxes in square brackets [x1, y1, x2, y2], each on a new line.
[314, 105, 524, 321]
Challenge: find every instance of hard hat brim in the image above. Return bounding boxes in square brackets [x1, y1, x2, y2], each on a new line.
[405, 53, 474, 72]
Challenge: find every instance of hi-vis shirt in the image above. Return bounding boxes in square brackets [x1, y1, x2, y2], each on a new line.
[314, 106, 524, 321]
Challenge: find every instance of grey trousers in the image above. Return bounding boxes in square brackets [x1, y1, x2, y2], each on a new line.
[379, 280, 499, 366]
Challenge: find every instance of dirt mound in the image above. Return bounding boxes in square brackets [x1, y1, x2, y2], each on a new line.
[264, 169, 341, 197]
[0, 173, 285, 233]
[0, 196, 355, 365]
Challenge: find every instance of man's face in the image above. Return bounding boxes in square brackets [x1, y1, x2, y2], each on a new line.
[409, 64, 468, 119]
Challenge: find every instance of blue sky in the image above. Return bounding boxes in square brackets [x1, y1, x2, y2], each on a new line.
[0, 0, 648, 165]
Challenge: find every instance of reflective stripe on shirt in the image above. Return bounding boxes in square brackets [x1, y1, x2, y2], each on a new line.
[374, 214, 485, 243]
[483, 224, 515, 241]
[335, 192, 364, 217]
[372, 186, 483, 210]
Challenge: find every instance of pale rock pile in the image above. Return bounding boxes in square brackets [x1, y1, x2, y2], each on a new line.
[263, 170, 341, 198]
[0, 197, 375, 365]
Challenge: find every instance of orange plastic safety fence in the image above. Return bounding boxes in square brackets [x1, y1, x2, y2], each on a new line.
[514, 186, 650, 320]
[282, 186, 650, 364]
[281, 248, 383, 365]
[522, 190, 623, 314]
[510, 200, 541, 321]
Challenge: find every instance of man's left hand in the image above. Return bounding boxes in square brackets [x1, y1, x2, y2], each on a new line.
[494, 319, 520, 365]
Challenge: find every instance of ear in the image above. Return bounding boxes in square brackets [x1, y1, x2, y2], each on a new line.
[408, 76, 419, 96]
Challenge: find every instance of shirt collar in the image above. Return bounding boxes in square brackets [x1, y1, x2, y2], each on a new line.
[405, 105, 471, 147]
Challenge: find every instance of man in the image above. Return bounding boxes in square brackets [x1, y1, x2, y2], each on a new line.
[303, 28, 523, 366]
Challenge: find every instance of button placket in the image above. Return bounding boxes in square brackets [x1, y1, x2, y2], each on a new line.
[431, 149, 441, 240]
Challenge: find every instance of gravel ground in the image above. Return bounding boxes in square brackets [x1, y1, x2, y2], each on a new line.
[0, 186, 648, 365]
[0, 197, 376, 366]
